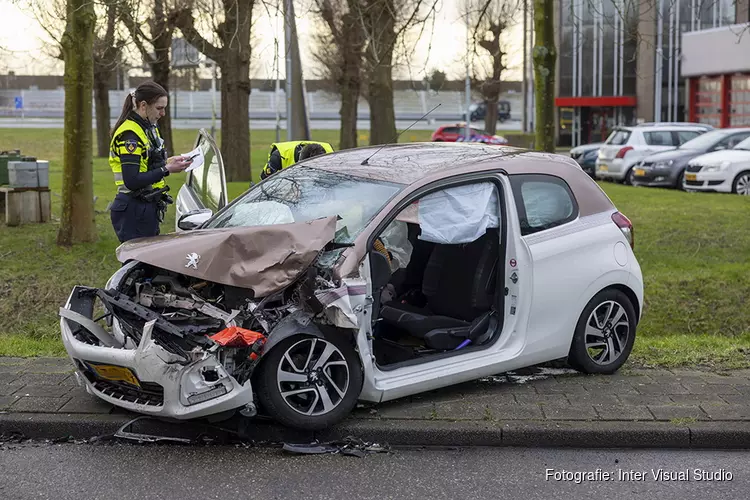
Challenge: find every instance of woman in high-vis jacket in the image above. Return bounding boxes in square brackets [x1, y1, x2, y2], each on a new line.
[108, 81, 192, 243]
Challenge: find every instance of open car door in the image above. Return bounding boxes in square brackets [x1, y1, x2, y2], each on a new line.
[174, 129, 228, 231]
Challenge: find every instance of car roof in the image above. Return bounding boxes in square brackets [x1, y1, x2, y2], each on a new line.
[300, 142, 614, 216]
[614, 125, 707, 132]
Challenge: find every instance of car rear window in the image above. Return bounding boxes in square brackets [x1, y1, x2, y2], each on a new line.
[509, 174, 578, 235]
[606, 130, 631, 145]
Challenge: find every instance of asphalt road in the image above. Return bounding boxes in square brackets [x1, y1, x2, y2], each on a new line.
[0, 441, 747, 500]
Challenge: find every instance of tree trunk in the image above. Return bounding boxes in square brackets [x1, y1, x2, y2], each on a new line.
[151, 0, 174, 155]
[152, 61, 174, 154]
[364, 0, 397, 146]
[367, 61, 396, 145]
[219, 69, 251, 182]
[484, 98, 499, 135]
[218, 0, 252, 182]
[57, 0, 97, 246]
[170, 1, 253, 180]
[93, 71, 111, 158]
[340, 84, 359, 149]
[533, 0, 556, 152]
[338, 12, 363, 149]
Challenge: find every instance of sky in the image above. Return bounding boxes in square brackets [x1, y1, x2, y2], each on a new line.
[0, 0, 525, 81]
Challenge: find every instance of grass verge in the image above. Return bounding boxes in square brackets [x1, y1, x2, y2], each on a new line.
[1, 129, 749, 371]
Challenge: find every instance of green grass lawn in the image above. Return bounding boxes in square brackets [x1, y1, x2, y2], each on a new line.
[1, 128, 749, 370]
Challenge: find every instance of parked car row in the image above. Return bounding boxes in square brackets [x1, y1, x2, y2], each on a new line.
[571, 122, 750, 195]
[431, 123, 508, 145]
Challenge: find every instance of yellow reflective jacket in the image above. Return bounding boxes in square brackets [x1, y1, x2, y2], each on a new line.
[109, 119, 166, 193]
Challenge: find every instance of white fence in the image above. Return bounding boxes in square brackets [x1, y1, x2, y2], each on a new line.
[0, 89, 524, 122]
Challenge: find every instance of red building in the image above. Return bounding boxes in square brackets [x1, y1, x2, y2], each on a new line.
[681, 25, 750, 128]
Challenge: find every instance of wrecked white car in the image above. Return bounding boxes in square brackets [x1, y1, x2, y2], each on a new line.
[60, 135, 644, 430]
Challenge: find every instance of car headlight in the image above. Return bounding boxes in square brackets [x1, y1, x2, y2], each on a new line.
[654, 160, 673, 168]
[705, 161, 731, 172]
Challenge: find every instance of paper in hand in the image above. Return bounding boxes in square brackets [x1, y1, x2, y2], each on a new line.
[180, 146, 205, 172]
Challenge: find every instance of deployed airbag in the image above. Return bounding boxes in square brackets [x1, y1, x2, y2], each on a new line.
[417, 182, 500, 244]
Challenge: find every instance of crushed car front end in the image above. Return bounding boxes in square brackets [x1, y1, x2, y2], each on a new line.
[58, 213, 377, 422]
[59, 261, 258, 420]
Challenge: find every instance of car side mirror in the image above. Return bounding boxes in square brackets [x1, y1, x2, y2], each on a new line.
[177, 209, 213, 231]
[713, 145, 726, 151]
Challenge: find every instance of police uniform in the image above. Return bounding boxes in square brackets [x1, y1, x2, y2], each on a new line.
[109, 112, 171, 243]
[261, 140, 334, 180]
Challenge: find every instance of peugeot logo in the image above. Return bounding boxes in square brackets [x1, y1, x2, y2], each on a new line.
[185, 252, 200, 270]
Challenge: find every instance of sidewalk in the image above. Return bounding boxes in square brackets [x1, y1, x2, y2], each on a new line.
[2, 356, 750, 448]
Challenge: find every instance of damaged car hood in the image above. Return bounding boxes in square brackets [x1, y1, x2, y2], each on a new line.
[116, 216, 339, 298]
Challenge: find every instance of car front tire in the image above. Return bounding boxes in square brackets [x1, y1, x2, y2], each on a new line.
[567, 288, 637, 375]
[733, 171, 750, 195]
[255, 332, 363, 430]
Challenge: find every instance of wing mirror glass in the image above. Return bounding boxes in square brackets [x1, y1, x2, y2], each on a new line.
[177, 209, 213, 231]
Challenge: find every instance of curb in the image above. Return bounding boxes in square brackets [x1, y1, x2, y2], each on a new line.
[3, 413, 750, 449]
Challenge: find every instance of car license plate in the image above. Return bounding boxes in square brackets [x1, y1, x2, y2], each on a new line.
[634, 168, 646, 176]
[598, 164, 608, 172]
[86, 362, 141, 387]
[685, 173, 697, 181]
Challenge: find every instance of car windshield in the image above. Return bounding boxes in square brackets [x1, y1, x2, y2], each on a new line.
[204, 166, 403, 244]
[677, 130, 729, 150]
[735, 137, 750, 151]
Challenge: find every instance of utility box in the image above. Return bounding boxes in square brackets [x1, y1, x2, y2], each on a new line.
[8, 157, 43, 188]
[0, 150, 22, 186]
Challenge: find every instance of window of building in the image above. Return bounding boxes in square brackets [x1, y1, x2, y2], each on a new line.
[693, 76, 723, 127]
[509, 174, 578, 236]
[730, 74, 750, 127]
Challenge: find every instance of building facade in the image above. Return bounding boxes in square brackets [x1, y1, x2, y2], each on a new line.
[681, 22, 750, 127]
[555, 0, 748, 146]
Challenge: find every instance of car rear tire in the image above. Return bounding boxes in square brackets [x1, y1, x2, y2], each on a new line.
[732, 171, 750, 195]
[567, 288, 637, 375]
[624, 168, 635, 186]
[255, 332, 363, 430]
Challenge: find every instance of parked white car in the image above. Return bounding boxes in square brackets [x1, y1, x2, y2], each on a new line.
[683, 136, 750, 195]
[596, 125, 709, 184]
[59, 140, 644, 430]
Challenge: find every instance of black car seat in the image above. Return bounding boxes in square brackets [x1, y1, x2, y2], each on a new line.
[379, 228, 500, 350]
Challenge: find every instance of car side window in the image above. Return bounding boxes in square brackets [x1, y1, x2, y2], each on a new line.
[442, 127, 459, 134]
[726, 133, 750, 148]
[509, 174, 578, 236]
[644, 131, 674, 146]
[676, 131, 701, 144]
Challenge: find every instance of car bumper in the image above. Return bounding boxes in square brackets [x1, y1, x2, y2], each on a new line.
[683, 171, 733, 193]
[595, 159, 626, 180]
[632, 168, 679, 187]
[59, 286, 254, 420]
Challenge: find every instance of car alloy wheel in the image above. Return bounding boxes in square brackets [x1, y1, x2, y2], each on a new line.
[567, 289, 637, 374]
[625, 168, 635, 186]
[583, 301, 630, 366]
[256, 332, 363, 430]
[276, 338, 349, 416]
[734, 172, 750, 196]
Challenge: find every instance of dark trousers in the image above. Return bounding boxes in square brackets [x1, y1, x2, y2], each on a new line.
[109, 192, 161, 243]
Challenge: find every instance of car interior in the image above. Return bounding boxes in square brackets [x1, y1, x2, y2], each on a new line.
[367, 181, 505, 367]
